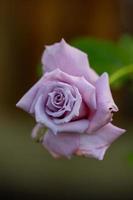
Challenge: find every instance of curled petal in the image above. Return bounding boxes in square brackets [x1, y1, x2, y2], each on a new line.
[53, 86, 82, 124]
[45, 69, 96, 112]
[42, 39, 98, 84]
[16, 69, 96, 119]
[35, 95, 89, 134]
[45, 86, 74, 118]
[88, 73, 118, 133]
[76, 123, 125, 160]
[16, 77, 73, 115]
[42, 130, 79, 158]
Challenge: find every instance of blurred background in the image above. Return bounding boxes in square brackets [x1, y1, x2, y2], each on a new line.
[0, 0, 133, 199]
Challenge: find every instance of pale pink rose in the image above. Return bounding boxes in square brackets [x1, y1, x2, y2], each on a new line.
[16, 39, 125, 160]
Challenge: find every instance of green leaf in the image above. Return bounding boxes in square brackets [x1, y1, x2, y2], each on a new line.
[71, 37, 124, 75]
[71, 35, 133, 89]
[118, 35, 133, 64]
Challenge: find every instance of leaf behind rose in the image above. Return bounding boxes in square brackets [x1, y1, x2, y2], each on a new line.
[71, 35, 133, 88]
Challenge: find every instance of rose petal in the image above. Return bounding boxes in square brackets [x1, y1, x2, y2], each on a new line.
[46, 96, 59, 112]
[45, 69, 96, 112]
[88, 73, 118, 133]
[16, 68, 96, 121]
[16, 77, 45, 113]
[42, 39, 98, 84]
[53, 86, 82, 124]
[42, 130, 79, 158]
[76, 123, 125, 160]
[46, 85, 76, 119]
[16, 78, 71, 114]
[35, 95, 89, 134]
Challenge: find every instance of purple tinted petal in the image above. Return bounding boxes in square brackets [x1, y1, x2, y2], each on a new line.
[35, 95, 89, 134]
[56, 119, 89, 133]
[76, 123, 125, 160]
[48, 89, 65, 109]
[42, 130, 79, 158]
[46, 96, 58, 112]
[88, 73, 118, 133]
[16, 77, 44, 113]
[46, 107, 66, 118]
[42, 39, 98, 84]
[46, 85, 75, 118]
[35, 95, 57, 133]
[53, 86, 82, 124]
[16, 78, 59, 115]
[45, 69, 96, 112]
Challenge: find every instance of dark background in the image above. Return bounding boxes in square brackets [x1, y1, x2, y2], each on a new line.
[0, 0, 133, 199]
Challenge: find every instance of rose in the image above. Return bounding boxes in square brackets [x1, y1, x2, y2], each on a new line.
[16, 39, 125, 160]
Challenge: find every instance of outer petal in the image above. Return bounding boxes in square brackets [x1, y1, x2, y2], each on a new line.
[16, 68, 96, 119]
[45, 69, 96, 112]
[16, 77, 45, 113]
[88, 73, 118, 133]
[42, 39, 98, 84]
[42, 130, 79, 158]
[76, 123, 125, 160]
